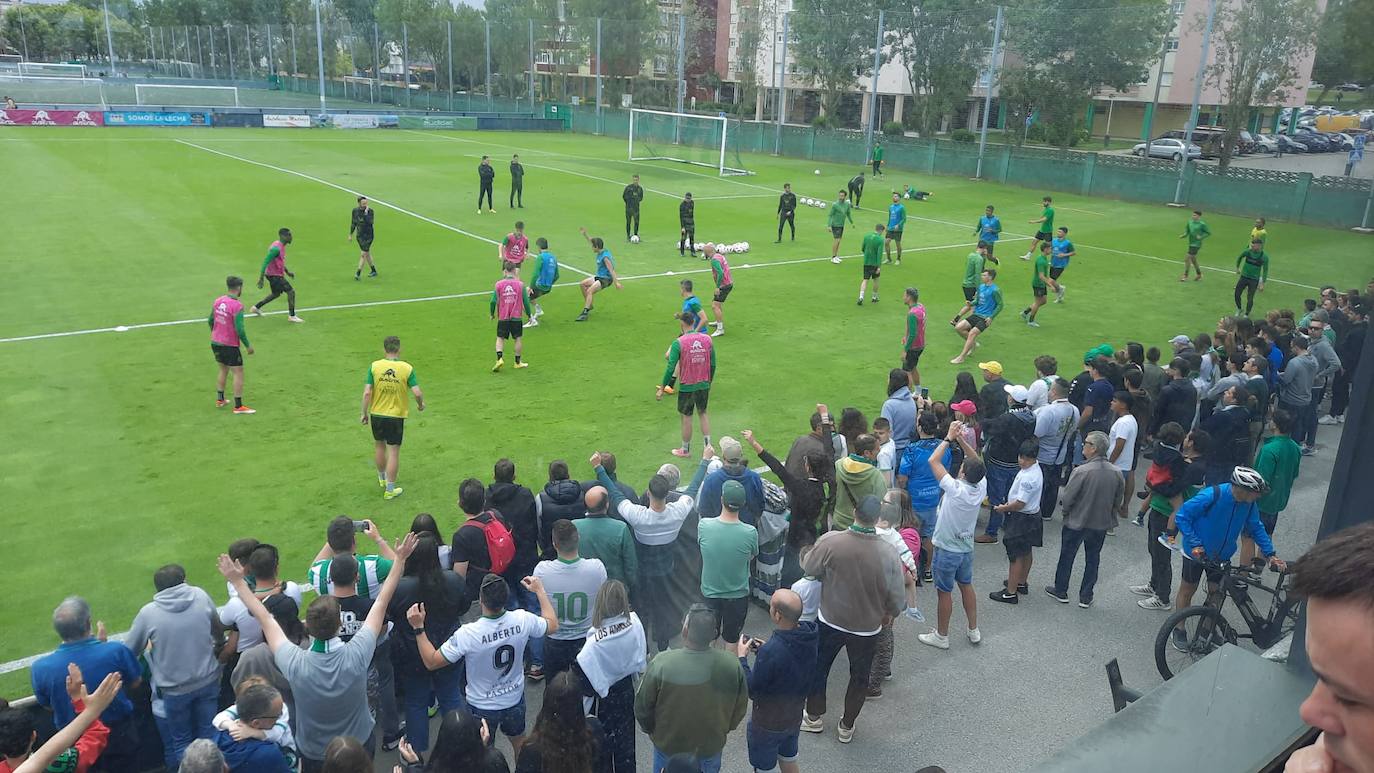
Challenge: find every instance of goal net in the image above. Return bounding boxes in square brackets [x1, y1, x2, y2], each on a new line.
[628, 108, 750, 176]
[0, 75, 107, 106]
[17, 62, 88, 78]
[136, 84, 240, 107]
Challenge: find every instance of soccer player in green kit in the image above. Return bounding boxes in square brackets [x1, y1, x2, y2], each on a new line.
[1179, 210, 1211, 281]
[1234, 238, 1270, 316]
[828, 190, 855, 264]
[1022, 195, 1055, 261]
[858, 223, 885, 305]
[1020, 241, 1054, 328]
[951, 241, 997, 327]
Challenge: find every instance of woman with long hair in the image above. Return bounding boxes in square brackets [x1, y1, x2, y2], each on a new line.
[571, 581, 644, 773]
[409, 512, 451, 569]
[949, 371, 980, 418]
[395, 708, 509, 772]
[515, 672, 609, 773]
[835, 407, 869, 457]
[387, 534, 468, 754]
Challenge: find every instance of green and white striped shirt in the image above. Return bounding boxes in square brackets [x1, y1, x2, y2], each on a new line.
[306, 554, 394, 599]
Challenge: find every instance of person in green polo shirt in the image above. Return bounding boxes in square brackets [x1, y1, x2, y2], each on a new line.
[951, 241, 997, 327]
[1179, 209, 1211, 281]
[858, 223, 886, 305]
[1234, 238, 1270, 316]
[871, 141, 884, 176]
[828, 190, 855, 264]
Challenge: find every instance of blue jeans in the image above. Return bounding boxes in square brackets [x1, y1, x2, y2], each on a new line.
[154, 680, 219, 769]
[1301, 385, 1324, 448]
[1052, 525, 1107, 603]
[931, 548, 974, 593]
[507, 579, 545, 667]
[983, 460, 1018, 536]
[653, 746, 722, 773]
[399, 663, 465, 752]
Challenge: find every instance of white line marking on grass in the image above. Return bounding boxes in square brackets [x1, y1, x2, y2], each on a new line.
[1054, 206, 1108, 216]
[693, 194, 778, 200]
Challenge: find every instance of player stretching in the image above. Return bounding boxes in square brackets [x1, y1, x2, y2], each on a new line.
[708, 245, 733, 337]
[575, 228, 623, 322]
[249, 228, 302, 323]
[886, 192, 907, 264]
[658, 312, 716, 458]
[828, 190, 855, 264]
[1020, 242, 1053, 328]
[349, 196, 377, 280]
[525, 238, 559, 328]
[858, 223, 885, 305]
[976, 205, 1002, 259]
[1021, 195, 1055, 260]
[623, 174, 644, 241]
[1179, 209, 1211, 282]
[492, 262, 533, 371]
[951, 241, 997, 326]
[777, 183, 797, 242]
[1049, 226, 1074, 302]
[679, 192, 697, 257]
[361, 335, 425, 500]
[500, 221, 529, 275]
[902, 287, 926, 390]
[951, 268, 1002, 365]
[848, 171, 866, 208]
[477, 155, 495, 213]
[210, 275, 255, 414]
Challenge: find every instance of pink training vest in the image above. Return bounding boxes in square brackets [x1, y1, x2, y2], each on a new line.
[503, 233, 529, 264]
[713, 254, 733, 287]
[265, 240, 287, 276]
[211, 295, 244, 346]
[496, 277, 526, 320]
[678, 332, 713, 386]
[905, 303, 926, 350]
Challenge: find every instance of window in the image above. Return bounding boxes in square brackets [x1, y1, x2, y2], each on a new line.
[654, 56, 668, 74]
[788, 62, 798, 74]
[1171, 1, 1186, 13]
[1166, 37, 1179, 51]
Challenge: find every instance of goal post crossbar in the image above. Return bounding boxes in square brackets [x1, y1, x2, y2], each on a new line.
[135, 83, 241, 107]
[17, 62, 88, 78]
[627, 107, 751, 177]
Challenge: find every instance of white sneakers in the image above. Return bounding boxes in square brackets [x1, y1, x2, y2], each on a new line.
[1138, 596, 1173, 611]
[1318, 415, 1342, 425]
[917, 628, 980, 649]
[801, 714, 824, 733]
[967, 627, 982, 644]
[831, 256, 842, 264]
[287, 316, 304, 323]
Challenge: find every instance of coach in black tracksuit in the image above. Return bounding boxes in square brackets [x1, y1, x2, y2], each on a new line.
[847, 172, 866, 208]
[777, 184, 797, 242]
[477, 155, 495, 212]
[623, 174, 644, 240]
[678, 193, 696, 257]
[509, 154, 525, 208]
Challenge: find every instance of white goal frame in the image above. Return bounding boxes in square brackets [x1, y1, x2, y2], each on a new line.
[17, 62, 88, 79]
[0, 75, 107, 106]
[628, 107, 750, 176]
[135, 83, 241, 107]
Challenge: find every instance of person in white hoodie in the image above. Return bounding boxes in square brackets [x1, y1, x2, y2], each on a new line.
[124, 564, 223, 770]
[574, 580, 646, 773]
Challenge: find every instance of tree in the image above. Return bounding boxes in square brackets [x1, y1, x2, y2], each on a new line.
[730, 0, 768, 112]
[789, 0, 880, 124]
[1003, 0, 1172, 148]
[1311, 0, 1374, 105]
[1203, 0, 1321, 169]
[565, 0, 656, 98]
[887, 0, 993, 136]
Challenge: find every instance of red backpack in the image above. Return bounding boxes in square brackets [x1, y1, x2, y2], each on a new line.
[472, 510, 515, 576]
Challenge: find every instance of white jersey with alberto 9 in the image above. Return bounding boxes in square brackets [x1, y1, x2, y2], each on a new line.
[439, 609, 548, 710]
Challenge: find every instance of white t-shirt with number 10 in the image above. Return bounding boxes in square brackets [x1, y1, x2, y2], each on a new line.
[439, 609, 548, 710]
[533, 557, 607, 641]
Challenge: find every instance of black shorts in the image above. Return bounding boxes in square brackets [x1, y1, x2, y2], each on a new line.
[594, 276, 612, 289]
[1002, 513, 1043, 559]
[266, 275, 293, 294]
[1187, 246, 1200, 256]
[677, 388, 710, 416]
[1181, 559, 1226, 586]
[863, 265, 881, 280]
[887, 229, 903, 243]
[968, 314, 990, 331]
[1259, 511, 1277, 536]
[903, 348, 924, 370]
[713, 284, 733, 304]
[530, 285, 551, 299]
[962, 286, 977, 303]
[370, 415, 405, 446]
[1035, 230, 1052, 243]
[496, 319, 523, 339]
[211, 343, 243, 367]
[357, 235, 374, 252]
[831, 226, 845, 239]
[1049, 266, 1066, 280]
[1033, 285, 1048, 298]
[705, 596, 748, 643]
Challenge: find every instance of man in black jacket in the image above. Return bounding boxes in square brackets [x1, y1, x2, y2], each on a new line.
[1324, 300, 1366, 424]
[509, 154, 524, 208]
[477, 155, 495, 213]
[777, 183, 797, 242]
[679, 192, 696, 257]
[623, 174, 644, 241]
[485, 459, 544, 679]
[1150, 358, 1198, 437]
[537, 460, 584, 560]
[976, 385, 1036, 544]
[1199, 386, 1250, 486]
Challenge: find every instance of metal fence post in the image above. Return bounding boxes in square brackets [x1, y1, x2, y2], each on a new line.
[529, 19, 536, 110]
[485, 20, 492, 111]
[675, 12, 686, 143]
[313, 0, 327, 115]
[1142, 26, 1170, 153]
[196, 26, 204, 76]
[16, 5, 28, 61]
[226, 25, 235, 79]
[402, 22, 411, 108]
[1174, 0, 1217, 204]
[246, 24, 252, 79]
[373, 23, 380, 100]
[209, 27, 217, 78]
[595, 18, 603, 132]
[448, 20, 455, 111]
[775, 12, 789, 155]
[101, 0, 117, 75]
[291, 24, 298, 76]
[864, 10, 884, 164]
[975, 6, 1004, 179]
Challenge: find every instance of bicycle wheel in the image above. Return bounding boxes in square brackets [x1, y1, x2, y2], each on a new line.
[1155, 606, 1239, 680]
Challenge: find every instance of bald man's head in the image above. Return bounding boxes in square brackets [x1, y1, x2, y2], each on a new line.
[585, 486, 608, 514]
[770, 588, 802, 628]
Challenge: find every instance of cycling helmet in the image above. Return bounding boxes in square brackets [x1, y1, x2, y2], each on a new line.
[1231, 466, 1270, 494]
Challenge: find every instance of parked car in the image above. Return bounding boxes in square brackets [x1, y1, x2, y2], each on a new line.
[1291, 132, 1332, 152]
[1132, 138, 1202, 160]
[1251, 134, 1280, 154]
[1236, 130, 1256, 154]
[1337, 82, 1363, 91]
[1324, 132, 1354, 151]
[1272, 134, 1308, 153]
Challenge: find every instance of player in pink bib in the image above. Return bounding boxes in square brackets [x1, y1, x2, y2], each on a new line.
[902, 287, 927, 389]
[500, 221, 529, 274]
[490, 261, 533, 372]
[209, 275, 255, 414]
[658, 312, 717, 457]
[249, 227, 302, 323]
[707, 246, 734, 337]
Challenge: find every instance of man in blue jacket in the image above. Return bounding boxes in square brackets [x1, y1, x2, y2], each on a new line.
[1170, 466, 1286, 650]
[698, 436, 765, 526]
[736, 589, 817, 773]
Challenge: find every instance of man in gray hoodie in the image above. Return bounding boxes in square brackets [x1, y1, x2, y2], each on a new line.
[1302, 316, 1342, 456]
[1277, 334, 1319, 454]
[125, 564, 223, 770]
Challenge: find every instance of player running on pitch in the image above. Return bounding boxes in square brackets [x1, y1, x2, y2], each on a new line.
[951, 268, 1003, 365]
[951, 241, 997, 327]
[658, 312, 717, 458]
[976, 204, 1002, 259]
[576, 228, 623, 322]
[500, 221, 529, 274]
[1049, 226, 1074, 302]
[623, 174, 644, 242]
[249, 227, 303, 323]
[679, 192, 697, 257]
[492, 261, 533, 371]
[524, 238, 559, 328]
[777, 183, 797, 242]
[361, 335, 425, 499]
[1021, 195, 1055, 261]
[349, 196, 377, 280]
[1179, 209, 1211, 282]
[828, 190, 855, 264]
[210, 275, 255, 414]
[886, 191, 907, 265]
[859, 223, 885, 305]
[707, 244, 733, 337]
[1020, 242, 1054, 328]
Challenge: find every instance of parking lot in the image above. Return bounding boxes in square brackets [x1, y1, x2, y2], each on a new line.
[1206, 147, 1373, 180]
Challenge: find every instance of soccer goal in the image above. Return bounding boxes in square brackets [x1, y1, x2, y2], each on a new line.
[0, 75, 106, 106]
[17, 62, 88, 78]
[0, 55, 21, 74]
[135, 83, 240, 107]
[628, 108, 751, 176]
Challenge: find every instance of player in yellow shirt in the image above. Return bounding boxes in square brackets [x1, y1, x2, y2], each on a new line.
[360, 335, 426, 500]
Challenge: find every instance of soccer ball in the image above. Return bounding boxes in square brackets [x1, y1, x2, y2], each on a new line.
[817, 201, 827, 209]
[630, 235, 640, 244]
[814, 169, 821, 175]
[903, 192, 912, 199]
[741, 241, 751, 252]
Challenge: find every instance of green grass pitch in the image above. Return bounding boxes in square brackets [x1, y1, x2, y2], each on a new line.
[1, 125, 1370, 692]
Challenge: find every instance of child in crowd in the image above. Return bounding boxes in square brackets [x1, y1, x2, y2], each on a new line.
[789, 545, 821, 623]
[1132, 422, 1187, 526]
[873, 417, 897, 486]
[212, 676, 298, 771]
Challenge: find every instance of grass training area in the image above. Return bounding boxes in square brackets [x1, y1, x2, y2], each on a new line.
[2, 125, 1371, 693]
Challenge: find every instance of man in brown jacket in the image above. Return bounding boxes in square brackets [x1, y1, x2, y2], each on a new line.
[1046, 431, 1124, 608]
[799, 495, 905, 744]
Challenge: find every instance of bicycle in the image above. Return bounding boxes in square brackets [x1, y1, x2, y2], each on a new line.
[1154, 556, 1303, 680]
